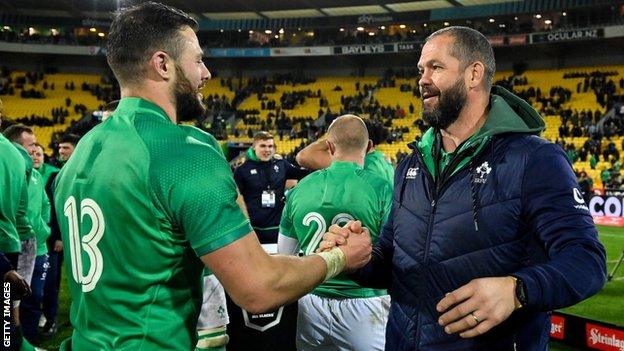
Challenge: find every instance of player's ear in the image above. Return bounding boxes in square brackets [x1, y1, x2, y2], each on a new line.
[366, 140, 373, 153]
[326, 140, 336, 156]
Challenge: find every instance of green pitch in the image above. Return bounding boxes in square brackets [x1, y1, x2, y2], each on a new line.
[39, 225, 624, 350]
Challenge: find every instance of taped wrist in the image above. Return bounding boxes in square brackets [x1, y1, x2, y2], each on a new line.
[315, 247, 347, 282]
[196, 325, 229, 351]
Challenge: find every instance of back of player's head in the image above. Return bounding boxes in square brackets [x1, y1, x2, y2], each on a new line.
[3, 124, 33, 144]
[327, 114, 369, 155]
[106, 1, 198, 86]
[60, 133, 80, 146]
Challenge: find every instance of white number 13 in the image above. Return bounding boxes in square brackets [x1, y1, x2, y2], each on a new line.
[63, 196, 105, 292]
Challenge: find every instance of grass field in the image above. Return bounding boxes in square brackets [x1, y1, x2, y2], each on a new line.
[37, 225, 624, 350]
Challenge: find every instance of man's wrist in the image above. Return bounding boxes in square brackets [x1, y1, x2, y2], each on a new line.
[316, 247, 346, 282]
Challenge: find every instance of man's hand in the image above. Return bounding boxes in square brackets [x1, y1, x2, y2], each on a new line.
[54, 240, 63, 252]
[436, 276, 517, 338]
[4, 270, 31, 300]
[318, 220, 371, 270]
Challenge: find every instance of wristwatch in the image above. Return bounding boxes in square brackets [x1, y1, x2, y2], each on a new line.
[511, 276, 528, 309]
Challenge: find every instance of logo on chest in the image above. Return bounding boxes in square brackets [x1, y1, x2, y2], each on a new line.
[250, 169, 258, 175]
[274, 165, 280, 173]
[473, 161, 492, 184]
[405, 167, 419, 179]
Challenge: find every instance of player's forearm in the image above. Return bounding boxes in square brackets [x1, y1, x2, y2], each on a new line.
[295, 139, 331, 170]
[205, 233, 328, 314]
[258, 254, 326, 310]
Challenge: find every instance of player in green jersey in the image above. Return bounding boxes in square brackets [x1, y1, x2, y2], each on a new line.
[54, 3, 372, 351]
[278, 115, 392, 350]
[295, 121, 395, 187]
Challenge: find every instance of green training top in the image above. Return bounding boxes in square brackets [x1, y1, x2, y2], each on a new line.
[13, 143, 34, 240]
[55, 97, 251, 351]
[365, 150, 394, 187]
[27, 170, 51, 256]
[0, 135, 27, 253]
[280, 161, 392, 298]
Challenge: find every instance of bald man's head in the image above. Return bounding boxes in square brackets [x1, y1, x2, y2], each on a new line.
[327, 114, 369, 157]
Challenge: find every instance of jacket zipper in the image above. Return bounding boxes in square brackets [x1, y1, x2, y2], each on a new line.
[409, 141, 489, 349]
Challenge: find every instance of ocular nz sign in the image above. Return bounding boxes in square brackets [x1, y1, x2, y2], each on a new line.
[532, 28, 604, 43]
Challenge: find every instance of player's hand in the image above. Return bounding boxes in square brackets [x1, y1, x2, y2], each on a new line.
[319, 220, 371, 271]
[54, 240, 63, 252]
[4, 270, 31, 300]
[436, 276, 517, 338]
[316, 220, 364, 252]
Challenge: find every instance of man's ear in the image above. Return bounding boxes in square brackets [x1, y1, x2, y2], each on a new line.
[326, 140, 336, 156]
[468, 61, 485, 89]
[149, 51, 174, 81]
[366, 140, 374, 153]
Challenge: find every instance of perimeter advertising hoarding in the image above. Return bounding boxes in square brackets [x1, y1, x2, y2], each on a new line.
[333, 44, 395, 55]
[532, 28, 605, 43]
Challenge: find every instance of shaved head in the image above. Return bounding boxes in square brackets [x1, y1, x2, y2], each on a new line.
[327, 114, 369, 156]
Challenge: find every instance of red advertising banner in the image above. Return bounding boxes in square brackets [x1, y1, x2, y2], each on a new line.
[508, 35, 527, 45]
[550, 315, 566, 340]
[488, 36, 504, 46]
[586, 323, 624, 350]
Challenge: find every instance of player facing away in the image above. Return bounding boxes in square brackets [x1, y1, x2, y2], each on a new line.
[53, 3, 372, 350]
[278, 115, 393, 350]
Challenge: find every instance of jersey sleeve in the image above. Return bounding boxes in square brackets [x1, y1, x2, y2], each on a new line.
[150, 142, 252, 257]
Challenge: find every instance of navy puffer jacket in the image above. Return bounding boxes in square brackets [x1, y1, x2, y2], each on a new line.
[352, 88, 606, 350]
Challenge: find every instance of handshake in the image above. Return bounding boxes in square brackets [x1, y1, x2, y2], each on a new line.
[315, 220, 373, 273]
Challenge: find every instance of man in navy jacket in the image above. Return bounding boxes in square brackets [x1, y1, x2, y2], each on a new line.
[323, 26, 606, 350]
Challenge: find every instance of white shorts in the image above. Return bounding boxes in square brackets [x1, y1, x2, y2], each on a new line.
[197, 274, 229, 330]
[296, 293, 390, 351]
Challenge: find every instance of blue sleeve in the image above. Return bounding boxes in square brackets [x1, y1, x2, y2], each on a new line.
[233, 165, 246, 195]
[284, 160, 311, 180]
[514, 143, 606, 310]
[349, 204, 395, 289]
[0, 252, 13, 277]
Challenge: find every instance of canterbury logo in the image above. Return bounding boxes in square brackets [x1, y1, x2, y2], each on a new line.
[63, 196, 105, 293]
[406, 167, 419, 179]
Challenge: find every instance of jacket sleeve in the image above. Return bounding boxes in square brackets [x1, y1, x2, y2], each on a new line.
[348, 204, 395, 289]
[284, 160, 312, 180]
[233, 165, 246, 195]
[515, 142, 606, 311]
[0, 252, 14, 277]
[47, 172, 62, 244]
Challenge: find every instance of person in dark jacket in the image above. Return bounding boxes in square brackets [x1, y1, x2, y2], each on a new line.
[321, 26, 606, 350]
[234, 131, 311, 243]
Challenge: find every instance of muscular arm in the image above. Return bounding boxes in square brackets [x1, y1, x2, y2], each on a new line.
[295, 139, 331, 170]
[202, 233, 326, 314]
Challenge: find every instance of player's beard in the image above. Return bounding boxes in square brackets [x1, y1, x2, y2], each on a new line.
[173, 64, 206, 121]
[422, 77, 467, 130]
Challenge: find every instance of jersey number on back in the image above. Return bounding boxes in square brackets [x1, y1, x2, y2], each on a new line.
[63, 196, 105, 293]
[302, 212, 354, 256]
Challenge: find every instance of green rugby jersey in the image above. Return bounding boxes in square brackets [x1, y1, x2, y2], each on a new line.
[27, 170, 51, 256]
[279, 161, 392, 298]
[365, 150, 395, 188]
[0, 134, 27, 253]
[55, 97, 251, 351]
